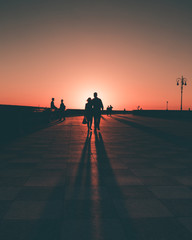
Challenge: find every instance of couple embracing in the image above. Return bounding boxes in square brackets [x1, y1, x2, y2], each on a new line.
[84, 92, 104, 132]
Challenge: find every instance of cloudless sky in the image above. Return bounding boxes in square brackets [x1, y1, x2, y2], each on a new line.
[0, 0, 192, 110]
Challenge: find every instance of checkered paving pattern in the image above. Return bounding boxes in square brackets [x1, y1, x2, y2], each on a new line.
[1, 114, 192, 240]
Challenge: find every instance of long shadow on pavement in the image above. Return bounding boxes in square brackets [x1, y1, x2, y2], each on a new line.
[26, 130, 137, 240]
[112, 115, 191, 150]
[28, 133, 93, 240]
[94, 131, 136, 240]
[101, 116, 107, 120]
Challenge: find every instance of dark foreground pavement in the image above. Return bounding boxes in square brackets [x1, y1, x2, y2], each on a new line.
[1, 114, 192, 240]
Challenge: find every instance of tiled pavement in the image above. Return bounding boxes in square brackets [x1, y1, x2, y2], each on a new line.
[1, 114, 192, 240]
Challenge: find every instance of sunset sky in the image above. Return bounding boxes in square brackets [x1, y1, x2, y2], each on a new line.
[0, 0, 192, 110]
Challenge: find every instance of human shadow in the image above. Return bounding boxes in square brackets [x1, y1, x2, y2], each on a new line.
[29, 132, 93, 240]
[25, 129, 137, 240]
[101, 115, 107, 120]
[72, 132, 92, 190]
[94, 131, 136, 239]
[112, 115, 191, 150]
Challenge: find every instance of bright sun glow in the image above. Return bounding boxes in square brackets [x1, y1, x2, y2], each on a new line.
[77, 84, 113, 110]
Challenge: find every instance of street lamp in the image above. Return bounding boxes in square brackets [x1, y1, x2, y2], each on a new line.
[176, 76, 188, 111]
[166, 101, 168, 111]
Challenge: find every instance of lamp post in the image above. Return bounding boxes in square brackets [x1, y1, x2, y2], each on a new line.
[166, 101, 168, 111]
[176, 76, 188, 111]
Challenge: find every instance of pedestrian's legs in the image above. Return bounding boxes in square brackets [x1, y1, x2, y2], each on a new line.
[87, 120, 89, 131]
[89, 117, 92, 130]
[94, 115, 97, 130]
[97, 114, 101, 130]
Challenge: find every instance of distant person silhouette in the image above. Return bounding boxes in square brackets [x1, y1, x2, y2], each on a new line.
[109, 105, 113, 116]
[107, 106, 110, 116]
[60, 99, 66, 121]
[92, 92, 104, 131]
[85, 97, 93, 131]
[50, 98, 57, 120]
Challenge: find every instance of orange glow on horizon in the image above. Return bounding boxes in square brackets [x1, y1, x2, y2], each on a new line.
[0, 1, 192, 111]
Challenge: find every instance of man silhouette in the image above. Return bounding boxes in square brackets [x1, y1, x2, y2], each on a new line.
[92, 92, 104, 131]
[107, 106, 110, 116]
[59, 99, 66, 120]
[109, 105, 113, 116]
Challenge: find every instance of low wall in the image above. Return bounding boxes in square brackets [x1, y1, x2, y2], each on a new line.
[0, 105, 131, 146]
[132, 110, 192, 120]
[0, 105, 51, 146]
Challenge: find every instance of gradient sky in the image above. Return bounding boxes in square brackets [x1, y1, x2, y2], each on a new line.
[0, 0, 192, 110]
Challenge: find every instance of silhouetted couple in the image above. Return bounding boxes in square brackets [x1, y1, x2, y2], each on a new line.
[50, 98, 66, 121]
[107, 105, 113, 116]
[85, 92, 104, 132]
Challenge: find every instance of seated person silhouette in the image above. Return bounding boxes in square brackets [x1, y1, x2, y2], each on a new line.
[50, 98, 57, 120]
[92, 92, 104, 131]
[60, 99, 66, 121]
[51, 98, 57, 110]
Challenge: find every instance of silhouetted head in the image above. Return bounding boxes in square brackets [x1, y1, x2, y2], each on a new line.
[52, 98, 54, 101]
[94, 92, 97, 98]
[61, 99, 63, 103]
[87, 97, 92, 103]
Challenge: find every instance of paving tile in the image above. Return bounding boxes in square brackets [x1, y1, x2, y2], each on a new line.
[37, 163, 68, 170]
[149, 186, 192, 199]
[63, 186, 109, 200]
[131, 168, 166, 176]
[0, 153, 17, 160]
[107, 186, 156, 199]
[0, 219, 61, 240]
[114, 199, 172, 218]
[178, 217, 192, 234]
[0, 187, 21, 200]
[0, 177, 28, 186]
[163, 168, 192, 176]
[33, 169, 65, 177]
[10, 158, 42, 163]
[102, 169, 134, 175]
[154, 162, 187, 168]
[59, 218, 128, 240]
[162, 199, 192, 217]
[28, 220, 62, 240]
[0, 169, 33, 177]
[16, 187, 65, 201]
[140, 176, 180, 186]
[0, 201, 12, 219]
[0, 220, 36, 240]
[6, 162, 38, 169]
[130, 217, 192, 240]
[4, 201, 63, 220]
[105, 176, 143, 186]
[62, 200, 118, 219]
[175, 176, 192, 186]
[25, 176, 65, 187]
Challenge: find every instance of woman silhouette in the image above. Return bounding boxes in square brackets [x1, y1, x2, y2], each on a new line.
[85, 97, 93, 131]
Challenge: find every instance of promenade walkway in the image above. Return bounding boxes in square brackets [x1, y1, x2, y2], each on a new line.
[1, 114, 192, 240]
